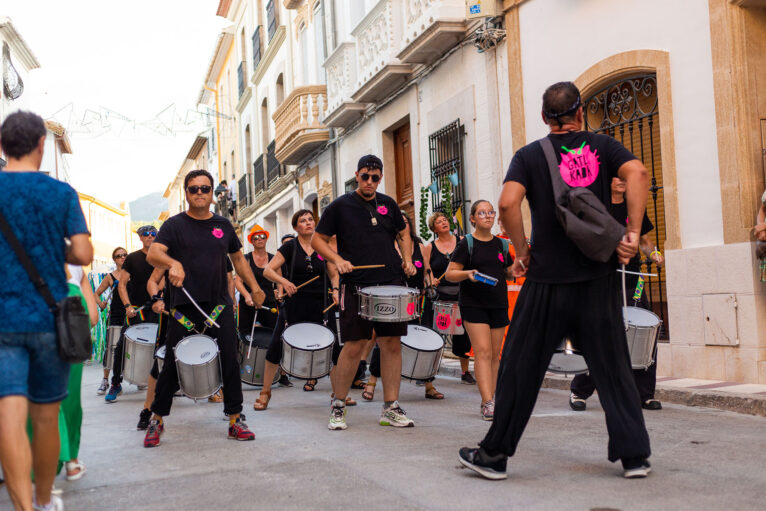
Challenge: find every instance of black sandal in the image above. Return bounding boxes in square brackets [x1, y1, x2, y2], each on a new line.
[351, 379, 366, 390]
[303, 379, 317, 392]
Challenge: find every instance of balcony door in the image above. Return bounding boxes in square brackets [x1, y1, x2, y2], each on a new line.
[393, 123, 414, 219]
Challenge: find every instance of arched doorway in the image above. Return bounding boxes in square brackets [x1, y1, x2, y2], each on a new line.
[583, 74, 669, 337]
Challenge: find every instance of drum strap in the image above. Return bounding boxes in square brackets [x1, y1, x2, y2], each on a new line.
[204, 305, 226, 328]
[170, 304, 225, 332]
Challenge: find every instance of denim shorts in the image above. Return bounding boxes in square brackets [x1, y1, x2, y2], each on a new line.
[0, 331, 70, 403]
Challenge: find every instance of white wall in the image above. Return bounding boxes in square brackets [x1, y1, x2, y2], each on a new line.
[519, 0, 721, 249]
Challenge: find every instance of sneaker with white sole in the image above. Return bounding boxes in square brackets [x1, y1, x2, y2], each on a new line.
[328, 399, 347, 430]
[622, 457, 651, 478]
[33, 494, 64, 511]
[569, 393, 587, 411]
[380, 401, 414, 427]
[97, 378, 109, 395]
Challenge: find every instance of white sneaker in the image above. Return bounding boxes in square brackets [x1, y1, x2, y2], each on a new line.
[380, 401, 414, 427]
[34, 494, 64, 511]
[328, 399, 347, 430]
[96, 378, 108, 395]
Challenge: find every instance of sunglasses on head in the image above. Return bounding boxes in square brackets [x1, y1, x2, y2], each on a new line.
[359, 173, 381, 183]
[187, 185, 212, 194]
[253, 234, 267, 240]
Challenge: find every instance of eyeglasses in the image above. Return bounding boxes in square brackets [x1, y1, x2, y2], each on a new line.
[360, 173, 381, 183]
[305, 255, 313, 273]
[253, 234, 267, 240]
[114, 253, 128, 259]
[475, 211, 496, 218]
[187, 185, 212, 194]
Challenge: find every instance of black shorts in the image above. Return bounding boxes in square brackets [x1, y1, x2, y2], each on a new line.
[339, 282, 408, 342]
[460, 306, 509, 329]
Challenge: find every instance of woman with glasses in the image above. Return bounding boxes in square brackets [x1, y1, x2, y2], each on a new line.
[446, 200, 512, 421]
[253, 209, 340, 410]
[94, 247, 127, 394]
[422, 212, 476, 385]
[363, 212, 444, 401]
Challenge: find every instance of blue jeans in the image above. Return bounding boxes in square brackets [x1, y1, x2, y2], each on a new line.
[0, 331, 70, 403]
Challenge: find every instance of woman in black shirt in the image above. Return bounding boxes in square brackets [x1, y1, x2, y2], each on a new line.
[94, 247, 128, 394]
[363, 212, 444, 401]
[254, 210, 339, 410]
[446, 200, 512, 421]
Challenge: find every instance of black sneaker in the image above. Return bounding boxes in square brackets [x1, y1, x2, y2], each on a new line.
[622, 457, 652, 478]
[461, 371, 476, 385]
[458, 447, 507, 480]
[642, 399, 662, 410]
[278, 374, 293, 387]
[137, 408, 152, 430]
[569, 393, 587, 411]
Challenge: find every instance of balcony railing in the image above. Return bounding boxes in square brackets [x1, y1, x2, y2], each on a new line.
[397, 0, 466, 65]
[253, 154, 266, 195]
[237, 62, 246, 98]
[238, 172, 252, 211]
[266, 140, 283, 184]
[273, 85, 329, 165]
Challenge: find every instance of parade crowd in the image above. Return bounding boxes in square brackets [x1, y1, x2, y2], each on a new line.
[7, 79, 766, 511]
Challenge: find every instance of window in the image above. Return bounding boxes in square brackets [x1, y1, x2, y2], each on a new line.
[314, 2, 326, 84]
[252, 27, 262, 69]
[266, 0, 278, 42]
[276, 74, 284, 106]
[299, 23, 310, 84]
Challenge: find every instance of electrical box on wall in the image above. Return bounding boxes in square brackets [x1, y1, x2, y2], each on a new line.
[466, 0, 500, 19]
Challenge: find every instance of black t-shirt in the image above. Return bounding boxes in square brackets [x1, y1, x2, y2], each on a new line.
[123, 250, 154, 307]
[315, 191, 406, 285]
[504, 131, 637, 283]
[451, 236, 511, 308]
[608, 200, 653, 273]
[154, 212, 242, 307]
[242, 252, 276, 304]
[278, 238, 326, 296]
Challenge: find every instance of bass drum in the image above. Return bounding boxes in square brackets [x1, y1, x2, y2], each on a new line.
[280, 323, 334, 379]
[239, 327, 281, 386]
[401, 325, 444, 381]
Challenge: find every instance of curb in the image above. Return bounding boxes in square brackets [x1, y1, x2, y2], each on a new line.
[438, 360, 766, 418]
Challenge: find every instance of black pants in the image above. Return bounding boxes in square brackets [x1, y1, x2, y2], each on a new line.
[149, 312, 169, 380]
[480, 274, 651, 463]
[151, 304, 242, 416]
[111, 310, 158, 386]
[571, 283, 658, 401]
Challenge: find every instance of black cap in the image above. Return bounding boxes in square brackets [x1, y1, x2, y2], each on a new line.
[137, 225, 157, 236]
[281, 233, 296, 243]
[357, 154, 383, 173]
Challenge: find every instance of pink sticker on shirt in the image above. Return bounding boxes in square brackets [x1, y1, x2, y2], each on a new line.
[212, 228, 224, 239]
[376, 205, 388, 215]
[414, 260, 422, 268]
[559, 143, 600, 188]
[497, 253, 504, 263]
[317, 254, 324, 261]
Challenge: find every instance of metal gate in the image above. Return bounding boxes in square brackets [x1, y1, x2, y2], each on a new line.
[584, 74, 668, 338]
[428, 120, 467, 235]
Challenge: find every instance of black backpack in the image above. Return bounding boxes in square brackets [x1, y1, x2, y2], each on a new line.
[539, 137, 625, 263]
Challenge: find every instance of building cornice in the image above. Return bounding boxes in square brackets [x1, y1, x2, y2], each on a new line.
[197, 27, 235, 104]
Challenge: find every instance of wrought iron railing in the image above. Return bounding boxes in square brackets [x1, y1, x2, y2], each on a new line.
[238, 173, 251, 210]
[266, 140, 282, 184]
[253, 154, 266, 195]
[428, 120, 467, 236]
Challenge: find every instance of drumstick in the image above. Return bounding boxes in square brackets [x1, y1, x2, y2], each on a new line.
[352, 264, 385, 270]
[620, 263, 628, 310]
[276, 275, 321, 300]
[323, 302, 337, 314]
[247, 310, 258, 359]
[260, 306, 278, 313]
[181, 287, 221, 328]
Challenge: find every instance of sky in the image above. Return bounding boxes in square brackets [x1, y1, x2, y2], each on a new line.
[4, 1, 230, 206]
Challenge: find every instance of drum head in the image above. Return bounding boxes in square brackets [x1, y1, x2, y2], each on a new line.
[125, 323, 158, 344]
[282, 323, 334, 350]
[155, 345, 166, 359]
[623, 307, 660, 327]
[175, 335, 217, 364]
[548, 353, 588, 374]
[360, 285, 417, 296]
[239, 327, 273, 349]
[401, 325, 444, 351]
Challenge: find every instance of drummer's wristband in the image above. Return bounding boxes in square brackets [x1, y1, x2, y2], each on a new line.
[151, 294, 163, 304]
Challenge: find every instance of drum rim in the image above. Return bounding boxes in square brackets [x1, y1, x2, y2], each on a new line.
[281, 322, 335, 349]
[622, 306, 662, 323]
[359, 285, 420, 296]
[401, 325, 445, 351]
[174, 335, 219, 366]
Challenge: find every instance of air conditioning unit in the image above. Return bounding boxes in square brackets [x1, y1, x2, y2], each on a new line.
[466, 0, 500, 19]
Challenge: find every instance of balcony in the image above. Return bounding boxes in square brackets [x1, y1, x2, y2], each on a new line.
[397, 0, 466, 65]
[323, 42, 369, 128]
[238, 171, 252, 211]
[351, 0, 414, 104]
[248, 147, 295, 211]
[273, 85, 330, 165]
[253, 154, 266, 196]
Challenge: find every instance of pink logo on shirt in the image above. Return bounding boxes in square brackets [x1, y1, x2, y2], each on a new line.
[414, 260, 422, 268]
[317, 254, 324, 261]
[497, 253, 504, 263]
[212, 228, 224, 239]
[376, 205, 388, 215]
[559, 143, 600, 188]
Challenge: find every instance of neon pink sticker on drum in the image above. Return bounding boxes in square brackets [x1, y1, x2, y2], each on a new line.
[406, 302, 415, 315]
[559, 143, 600, 188]
[435, 313, 451, 330]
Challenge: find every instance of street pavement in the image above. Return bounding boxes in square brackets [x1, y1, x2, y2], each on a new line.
[3, 363, 765, 511]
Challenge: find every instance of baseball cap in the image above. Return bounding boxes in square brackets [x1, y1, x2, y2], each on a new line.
[357, 154, 383, 173]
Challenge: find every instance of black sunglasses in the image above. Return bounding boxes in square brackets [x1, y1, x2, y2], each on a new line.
[360, 173, 381, 183]
[187, 185, 212, 194]
[114, 253, 128, 259]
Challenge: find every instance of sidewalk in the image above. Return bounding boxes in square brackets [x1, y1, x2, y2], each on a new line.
[439, 357, 766, 417]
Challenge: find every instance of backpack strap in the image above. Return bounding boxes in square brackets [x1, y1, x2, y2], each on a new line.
[499, 237, 510, 262]
[539, 137, 569, 201]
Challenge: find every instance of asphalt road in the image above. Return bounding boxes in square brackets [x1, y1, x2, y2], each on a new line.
[3, 363, 765, 511]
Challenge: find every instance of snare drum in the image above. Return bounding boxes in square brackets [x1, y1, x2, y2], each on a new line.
[123, 323, 159, 386]
[280, 323, 334, 379]
[104, 325, 121, 369]
[155, 345, 166, 373]
[401, 325, 444, 381]
[239, 327, 280, 386]
[174, 335, 222, 399]
[432, 300, 464, 335]
[547, 337, 588, 375]
[623, 307, 661, 370]
[358, 286, 419, 323]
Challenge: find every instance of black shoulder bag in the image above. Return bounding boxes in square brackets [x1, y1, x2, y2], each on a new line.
[0, 211, 92, 363]
[539, 137, 625, 263]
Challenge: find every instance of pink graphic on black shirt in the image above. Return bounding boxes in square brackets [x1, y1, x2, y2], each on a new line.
[558, 143, 600, 188]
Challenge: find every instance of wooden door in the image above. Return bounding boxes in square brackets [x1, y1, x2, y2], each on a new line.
[393, 123, 414, 218]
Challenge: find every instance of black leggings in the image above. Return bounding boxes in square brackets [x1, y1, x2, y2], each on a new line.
[480, 274, 651, 463]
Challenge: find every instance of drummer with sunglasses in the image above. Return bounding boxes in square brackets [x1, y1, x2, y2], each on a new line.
[312, 155, 417, 431]
[143, 170, 265, 447]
